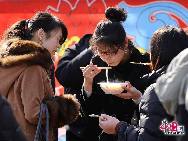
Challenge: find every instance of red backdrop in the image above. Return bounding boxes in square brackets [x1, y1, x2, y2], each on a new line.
[0, 0, 188, 94]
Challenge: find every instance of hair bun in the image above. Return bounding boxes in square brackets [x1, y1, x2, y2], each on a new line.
[105, 7, 127, 22]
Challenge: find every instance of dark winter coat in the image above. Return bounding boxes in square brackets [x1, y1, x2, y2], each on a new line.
[56, 36, 150, 141]
[0, 96, 27, 141]
[116, 84, 175, 141]
[115, 66, 177, 141]
[80, 47, 150, 141]
[155, 48, 188, 141]
[56, 34, 95, 140]
[56, 34, 93, 94]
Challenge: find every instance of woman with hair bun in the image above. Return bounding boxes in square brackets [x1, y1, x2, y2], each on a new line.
[80, 7, 150, 141]
[98, 26, 188, 141]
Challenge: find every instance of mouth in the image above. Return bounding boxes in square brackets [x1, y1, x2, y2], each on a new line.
[107, 62, 118, 67]
[107, 62, 114, 65]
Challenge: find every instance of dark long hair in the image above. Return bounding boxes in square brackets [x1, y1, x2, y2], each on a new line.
[3, 12, 68, 45]
[150, 25, 188, 70]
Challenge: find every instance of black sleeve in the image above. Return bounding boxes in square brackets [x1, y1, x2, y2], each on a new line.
[116, 122, 143, 141]
[116, 85, 172, 141]
[55, 46, 93, 89]
[116, 121, 165, 141]
[132, 64, 151, 94]
[80, 84, 104, 116]
[176, 105, 188, 141]
[0, 96, 27, 141]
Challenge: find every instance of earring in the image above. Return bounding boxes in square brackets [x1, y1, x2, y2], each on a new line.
[124, 48, 129, 54]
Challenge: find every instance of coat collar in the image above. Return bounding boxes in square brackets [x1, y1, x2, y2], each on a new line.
[0, 39, 52, 70]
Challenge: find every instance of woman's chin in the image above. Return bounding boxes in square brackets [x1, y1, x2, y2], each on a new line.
[107, 63, 117, 67]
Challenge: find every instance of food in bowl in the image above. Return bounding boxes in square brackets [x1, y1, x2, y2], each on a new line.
[98, 82, 127, 94]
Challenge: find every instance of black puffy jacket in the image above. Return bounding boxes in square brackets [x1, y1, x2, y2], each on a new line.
[116, 84, 176, 141]
[0, 96, 26, 141]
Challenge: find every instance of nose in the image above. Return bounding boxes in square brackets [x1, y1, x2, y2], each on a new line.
[101, 54, 112, 62]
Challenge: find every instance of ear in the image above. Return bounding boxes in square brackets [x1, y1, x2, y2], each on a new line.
[36, 28, 46, 41]
[125, 37, 128, 47]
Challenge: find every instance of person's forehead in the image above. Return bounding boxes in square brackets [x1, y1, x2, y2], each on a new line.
[97, 43, 118, 51]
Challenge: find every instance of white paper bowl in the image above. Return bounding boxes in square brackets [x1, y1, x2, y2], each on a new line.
[98, 82, 126, 94]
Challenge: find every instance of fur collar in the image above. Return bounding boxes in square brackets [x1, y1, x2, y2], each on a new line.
[0, 39, 52, 70]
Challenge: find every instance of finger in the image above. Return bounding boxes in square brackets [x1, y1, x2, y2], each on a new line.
[101, 114, 110, 121]
[99, 117, 107, 122]
[82, 65, 92, 74]
[99, 117, 105, 123]
[101, 113, 110, 118]
[121, 84, 129, 89]
[99, 121, 104, 128]
[121, 92, 140, 99]
[90, 70, 97, 77]
[83, 65, 100, 76]
[99, 118, 108, 127]
[95, 68, 102, 74]
[126, 81, 132, 88]
[121, 82, 132, 89]
[83, 65, 97, 77]
[90, 68, 101, 77]
[115, 93, 132, 99]
[88, 68, 97, 75]
[122, 92, 133, 97]
[121, 86, 133, 93]
[125, 87, 142, 97]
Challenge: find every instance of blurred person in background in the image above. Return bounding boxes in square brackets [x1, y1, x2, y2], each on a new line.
[155, 48, 188, 141]
[0, 95, 27, 141]
[56, 33, 92, 94]
[56, 33, 94, 141]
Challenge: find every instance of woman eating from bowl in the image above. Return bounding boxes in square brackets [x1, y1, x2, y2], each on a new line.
[98, 26, 188, 141]
[80, 7, 150, 141]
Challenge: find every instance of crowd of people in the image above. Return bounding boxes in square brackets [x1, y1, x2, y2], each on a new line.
[0, 6, 187, 141]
